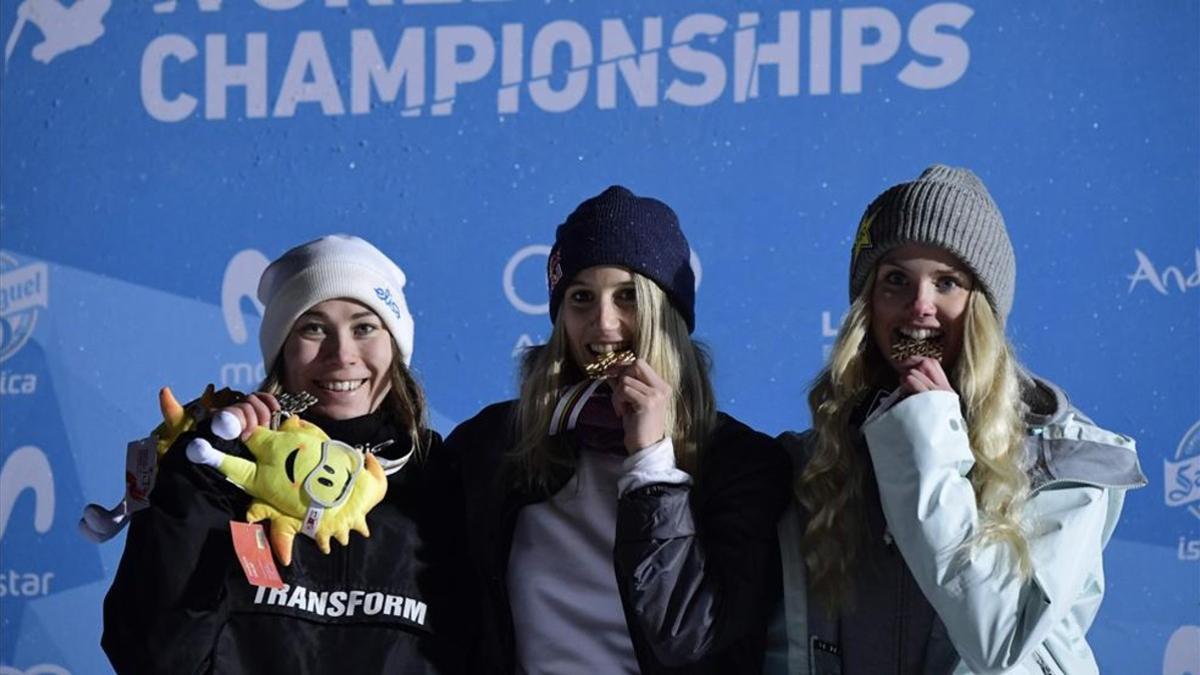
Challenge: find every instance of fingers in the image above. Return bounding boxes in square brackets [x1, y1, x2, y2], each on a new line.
[613, 358, 667, 388]
[606, 358, 672, 453]
[610, 360, 670, 409]
[220, 393, 280, 440]
[914, 357, 952, 391]
[899, 358, 954, 396]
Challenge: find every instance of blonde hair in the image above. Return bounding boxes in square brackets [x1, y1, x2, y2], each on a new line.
[261, 339, 431, 457]
[511, 272, 716, 493]
[798, 283, 1030, 609]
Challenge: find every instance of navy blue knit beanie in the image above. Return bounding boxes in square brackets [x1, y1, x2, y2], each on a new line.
[547, 185, 695, 332]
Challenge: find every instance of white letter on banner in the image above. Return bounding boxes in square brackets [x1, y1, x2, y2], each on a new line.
[597, 18, 661, 109]
[433, 26, 496, 116]
[733, 11, 799, 102]
[1165, 457, 1200, 508]
[274, 31, 345, 117]
[497, 23, 524, 114]
[665, 14, 728, 106]
[809, 9, 832, 94]
[1165, 626, 1200, 675]
[351, 28, 425, 116]
[840, 8, 901, 94]
[504, 245, 550, 315]
[255, 0, 305, 9]
[222, 249, 269, 345]
[0, 263, 49, 316]
[206, 33, 268, 120]
[142, 35, 198, 122]
[326, 0, 394, 6]
[0, 446, 54, 541]
[1127, 249, 1167, 295]
[529, 21, 592, 113]
[900, 2, 972, 89]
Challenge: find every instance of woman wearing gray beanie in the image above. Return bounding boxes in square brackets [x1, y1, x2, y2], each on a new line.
[446, 185, 791, 673]
[102, 235, 472, 674]
[769, 166, 1146, 674]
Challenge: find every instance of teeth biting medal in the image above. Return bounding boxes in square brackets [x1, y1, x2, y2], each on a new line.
[891, 336, 943, 361]
[584, 349, 636, 379]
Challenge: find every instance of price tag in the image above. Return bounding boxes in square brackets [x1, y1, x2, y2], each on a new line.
[230, 521, 284, 589]
[124, 436, 159, 511]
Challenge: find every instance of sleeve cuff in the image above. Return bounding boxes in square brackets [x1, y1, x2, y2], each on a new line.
[618, 437, 692, 497]
[863, 390, 974, 477]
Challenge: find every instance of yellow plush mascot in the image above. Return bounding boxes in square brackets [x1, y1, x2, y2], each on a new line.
[185, 410, 388, 566]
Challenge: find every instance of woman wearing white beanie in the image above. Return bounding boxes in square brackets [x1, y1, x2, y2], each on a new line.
[103, 235, 472, 674]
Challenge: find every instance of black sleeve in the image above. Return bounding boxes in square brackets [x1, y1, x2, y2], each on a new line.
[101, 432, 248, 675]
[417, 430, 483, 669]
[440, 402, 518, 675]
[613, 416, 792, 668]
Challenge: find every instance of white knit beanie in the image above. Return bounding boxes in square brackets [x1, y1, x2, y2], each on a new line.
[258, 235, 414, 369]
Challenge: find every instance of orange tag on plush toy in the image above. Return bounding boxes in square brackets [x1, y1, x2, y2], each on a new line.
[230, 522, 284, 588]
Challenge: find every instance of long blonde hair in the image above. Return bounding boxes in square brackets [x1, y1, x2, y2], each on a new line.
[798, 283, 1030, 608]
[511, 272, 716, 494]
[261, 342, 431, 456]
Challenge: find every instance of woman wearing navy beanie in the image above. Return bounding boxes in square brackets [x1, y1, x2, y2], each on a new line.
[447, 185, 791, 673]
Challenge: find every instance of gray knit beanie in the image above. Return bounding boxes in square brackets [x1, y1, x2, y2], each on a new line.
[848, 164, 1016, 322]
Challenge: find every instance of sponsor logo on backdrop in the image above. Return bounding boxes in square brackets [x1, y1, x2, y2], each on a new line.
[0, 664, 71, 675]
[135, 2, 975, 122]
[1166, 420, 1200, 562]
[220, 249, 270, 388]
[3, 0, 109, 66]
[0, 253, 48, 398]
[504, 244, 701, 355]
[0, 445, 57, 599]
[1128, 248, 1199, 295]
[1163, 625, 1200, 675]
[821, 309, 846, 358]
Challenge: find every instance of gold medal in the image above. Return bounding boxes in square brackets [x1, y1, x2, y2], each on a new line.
[584, 349, 637, 379]
[890, 338, 943, 362]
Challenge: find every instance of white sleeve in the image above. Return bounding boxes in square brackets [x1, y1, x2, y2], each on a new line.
[863, 391, 1107, 673]
[617, 437, 692, 497]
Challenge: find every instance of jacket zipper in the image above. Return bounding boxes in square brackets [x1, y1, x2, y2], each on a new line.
[894, 537, 904, 675]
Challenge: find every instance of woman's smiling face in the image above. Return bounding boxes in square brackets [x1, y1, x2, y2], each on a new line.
[281, 299, 394, 420]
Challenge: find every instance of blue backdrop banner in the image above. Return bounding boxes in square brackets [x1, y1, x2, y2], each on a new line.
[1, 1, 1197, 673]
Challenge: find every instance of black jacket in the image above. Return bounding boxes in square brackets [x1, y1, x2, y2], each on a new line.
[445, 401, 791, 674]
[102, 409, 472, 674]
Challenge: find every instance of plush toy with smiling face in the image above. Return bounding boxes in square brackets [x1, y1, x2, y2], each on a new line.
[186, 413, 387, 566]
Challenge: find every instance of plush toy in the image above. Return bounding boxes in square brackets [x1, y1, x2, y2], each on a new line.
[185, 412, 388, 566]
[79, 385, 243, 542]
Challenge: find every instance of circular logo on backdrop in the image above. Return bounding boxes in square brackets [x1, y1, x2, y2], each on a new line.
[1165, 419, 1200, 520]
[0, 252, 49, 363]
